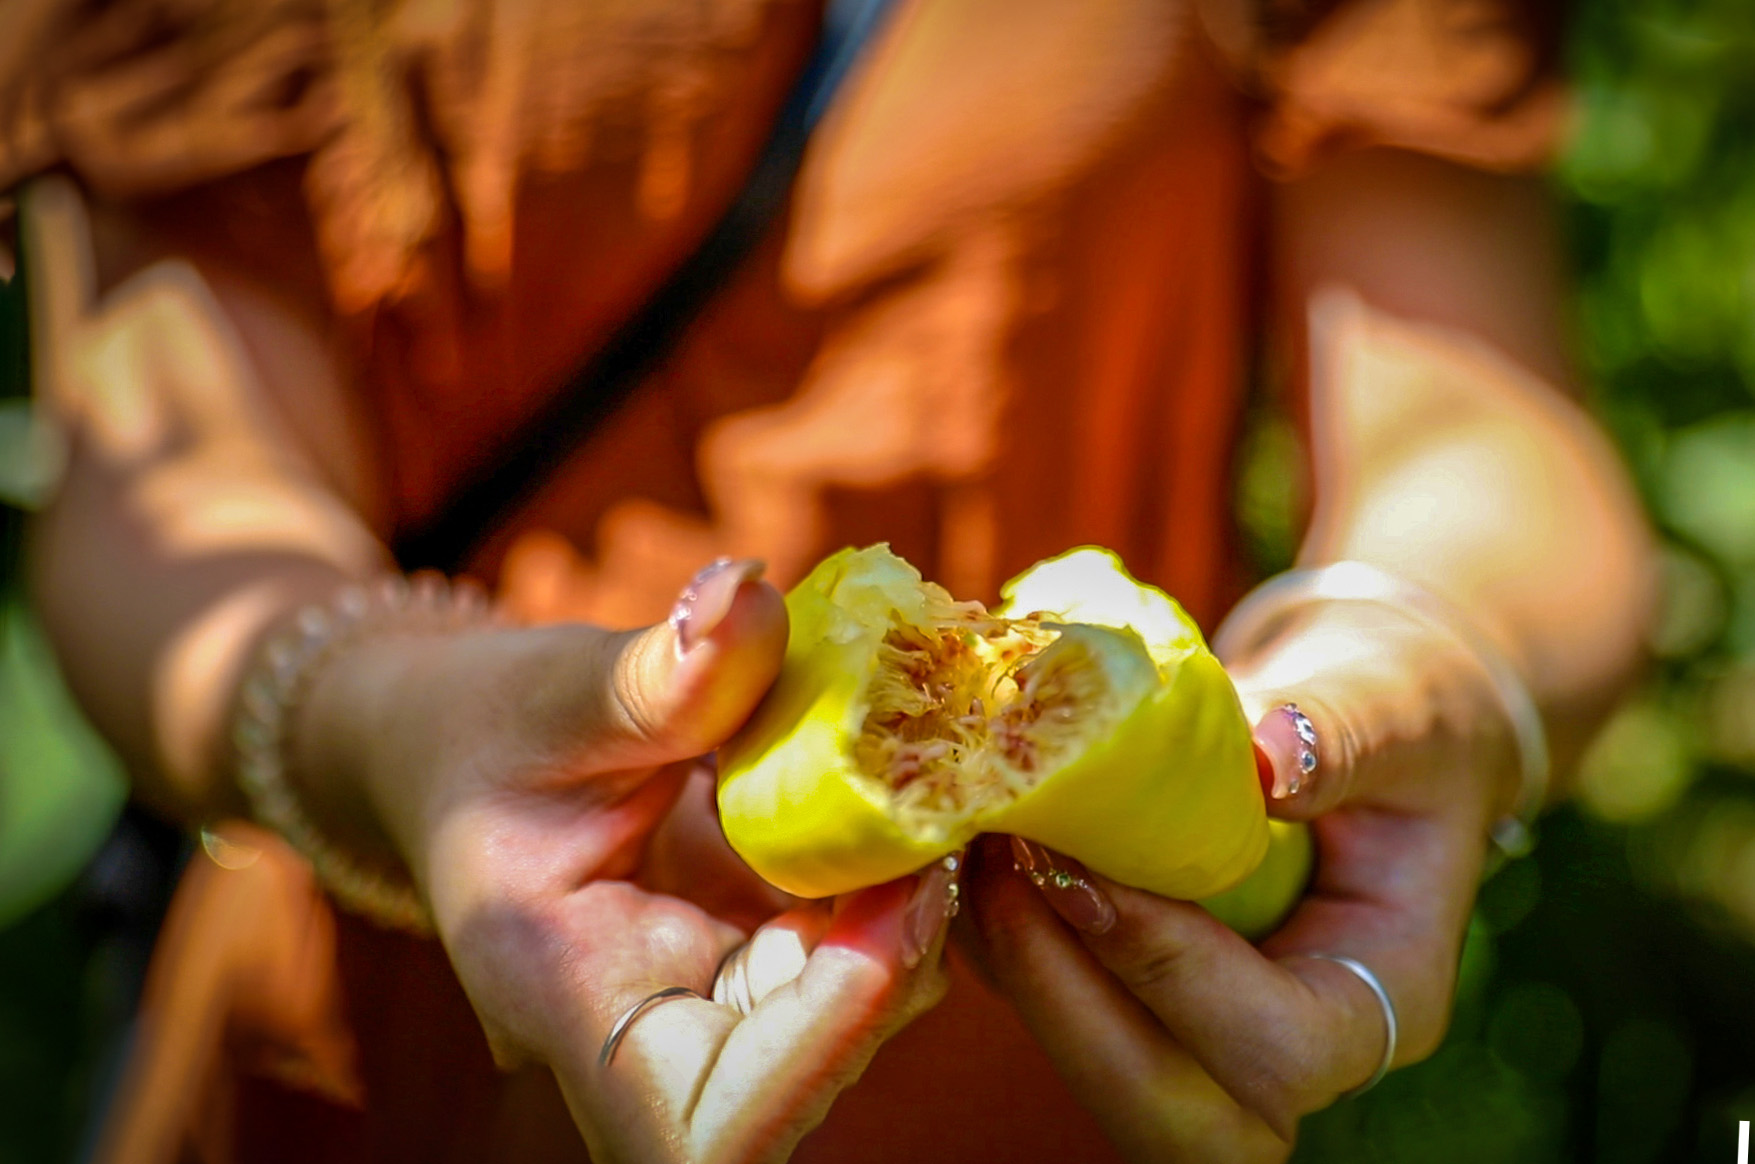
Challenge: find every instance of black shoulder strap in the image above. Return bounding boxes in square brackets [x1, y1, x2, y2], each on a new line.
[396, 0, 901, 573]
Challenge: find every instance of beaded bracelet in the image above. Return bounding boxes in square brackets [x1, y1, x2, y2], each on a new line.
[232, 572, 503, 934]
[1213, 561, 1550, 859]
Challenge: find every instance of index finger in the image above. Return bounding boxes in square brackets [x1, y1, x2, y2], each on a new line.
[1081, 887, 1385, 1136]
[20, 176, 98, 398]
[1073, 802, 1480, 1133]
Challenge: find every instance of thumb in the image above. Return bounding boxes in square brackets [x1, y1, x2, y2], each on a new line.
[1233, 683, 1363, 822]
[1229, 611, 1506, 822]
[598, 558, 788, 768]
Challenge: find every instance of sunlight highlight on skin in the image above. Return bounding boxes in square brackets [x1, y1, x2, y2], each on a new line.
[135, 465, 384, 564]
[1305, 288, 1653, 702]
[153, 579, 314, 805]
[28, 179, 382, 569]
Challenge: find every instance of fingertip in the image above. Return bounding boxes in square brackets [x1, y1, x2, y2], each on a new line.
[1252, 702, 1344, 819]
[666, 578, 787, 730]
[767, 882, 913, 1027]
[670, 559, 778, 657]
[618, 575, 788, 761]
[1263, 783, 1323, 823]
[819, 879, 911, 968]
[671, 575, 787, 680]
[1009, 839, 1116, 936]
[704, 578, 789, 663]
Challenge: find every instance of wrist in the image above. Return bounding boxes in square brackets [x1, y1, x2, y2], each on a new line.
[234, 574, 503, 931]
[291, 630, 428, 867]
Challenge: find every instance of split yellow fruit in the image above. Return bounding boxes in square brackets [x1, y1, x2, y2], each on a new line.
[718, 545, 1309, 934]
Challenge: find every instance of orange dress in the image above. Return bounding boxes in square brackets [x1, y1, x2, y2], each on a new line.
[4, 0, 1563, 1159]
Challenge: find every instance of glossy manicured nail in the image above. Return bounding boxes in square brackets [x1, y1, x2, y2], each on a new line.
[670, 558, 764, 655]
[902, 853, 962, 969]
[1255, 704, 1318, 800]
[1010, 837, 1116, 935]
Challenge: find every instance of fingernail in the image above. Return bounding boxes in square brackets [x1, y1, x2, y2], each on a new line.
[902, 853, 962, 969]
[1255, 704, 1318, 800]
[1010, 837, 1116, 935]
[670, 557, 764, 655]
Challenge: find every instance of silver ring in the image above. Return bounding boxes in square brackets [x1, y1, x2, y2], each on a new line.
[713, 938, 758, 1017]
[1306, 954, 1397, 1098]
[599, 986, 703, 1068]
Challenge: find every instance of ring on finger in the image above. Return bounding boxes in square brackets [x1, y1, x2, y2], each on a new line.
[599, 986, 704, 1068]
[713, 938, 758, 1016]
[1305, 954, 1397, 1098]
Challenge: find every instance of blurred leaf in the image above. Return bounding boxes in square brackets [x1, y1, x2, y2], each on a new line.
[1576, 697, 1694, 824]
[1647, 794, 1755, 942]
[1658, 415, 1755, 567]
[1235, 408, 1304, 578]
[0, 601, 127, 928]
[1489, 982, 1586, 1082]
[1699, 663, 1755, 767]
[1648, 544, 1727, 659]
[1478, 857, 1543, 935]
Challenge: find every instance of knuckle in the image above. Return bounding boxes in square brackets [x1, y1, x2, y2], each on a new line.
[1215, 1012, 1338, 1134]
[966, 886, 1035, 953]
[637, 908, 706, 964]
[1111, 936, 1192, 998]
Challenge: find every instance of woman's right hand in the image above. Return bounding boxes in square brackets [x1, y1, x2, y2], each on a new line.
[293, 561, 957, 1163]
[21, 174, 949, 1162]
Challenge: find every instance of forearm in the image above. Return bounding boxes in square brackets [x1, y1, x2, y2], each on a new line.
[1274, 149, 1656, 788]
[29, 447, 387, 823]
[1300, 294, 1653, 777]
[23, 178, 392, 823]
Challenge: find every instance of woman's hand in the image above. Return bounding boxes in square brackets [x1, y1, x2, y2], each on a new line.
[963, 604, 1515, 1162]
[293, 561, 957, 1163]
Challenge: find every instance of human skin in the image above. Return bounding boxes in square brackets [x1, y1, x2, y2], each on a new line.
[21, 176, 955, 1164]
[962, 148, 1653, 1160]
[21, 143, 1651, 1162]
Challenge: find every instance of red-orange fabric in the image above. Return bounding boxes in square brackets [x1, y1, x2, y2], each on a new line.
[29, 0, 1564, 1159]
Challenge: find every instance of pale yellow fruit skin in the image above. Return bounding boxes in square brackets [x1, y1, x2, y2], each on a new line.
[718, 545, 1301, 913]
[984, 645, 1267, 900]
[718, 548, 958, 897]
[988, 548, 1269, 898]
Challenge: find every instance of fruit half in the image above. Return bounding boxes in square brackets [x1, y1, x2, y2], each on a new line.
[718, 545, 1303, 930]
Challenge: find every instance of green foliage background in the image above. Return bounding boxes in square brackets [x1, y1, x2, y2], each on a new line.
[1293, 2, 1755, 1158]
[3, 1, 1755, 1160]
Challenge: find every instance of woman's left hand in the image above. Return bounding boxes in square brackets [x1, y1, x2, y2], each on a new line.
[963, 603, 1517, 1162]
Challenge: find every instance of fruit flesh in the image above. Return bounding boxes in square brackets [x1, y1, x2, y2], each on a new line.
[718, 545, 1283, 909]
[852, 592, 1151, 837]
